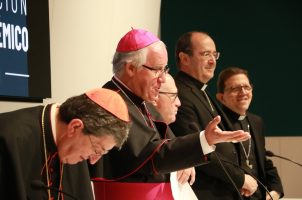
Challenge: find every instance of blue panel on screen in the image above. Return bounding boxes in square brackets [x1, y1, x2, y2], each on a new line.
[0, 0, 51, 101]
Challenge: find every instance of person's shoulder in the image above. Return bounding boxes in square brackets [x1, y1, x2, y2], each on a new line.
[174, 73, 194, 91]
[247, 112, 263, 122]
[174, 71, 189, 82]
[0, 106, 41, 119]
[0, 106, 42, 136]
[102, 79, 115, 89]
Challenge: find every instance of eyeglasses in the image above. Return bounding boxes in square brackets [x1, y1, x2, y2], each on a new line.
[142, 64, 170, 77]
[199, 51, 220, 60]
[224, 85, 253, 93]
[88, 135, 101, 156]
[159, 91, 178, 102]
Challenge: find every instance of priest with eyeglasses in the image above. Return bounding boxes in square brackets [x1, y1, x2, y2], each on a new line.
[216, 67, 284, 200]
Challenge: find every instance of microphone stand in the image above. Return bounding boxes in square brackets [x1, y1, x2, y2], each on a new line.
[266, 150, 302, 167]
[213, 151, 244, 200]
[31, 180, 78, 200]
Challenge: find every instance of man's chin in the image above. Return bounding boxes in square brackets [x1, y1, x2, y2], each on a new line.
[146, 95, 159, 103]
[63, 158, 83, 165]
[69, 160, 82, 165]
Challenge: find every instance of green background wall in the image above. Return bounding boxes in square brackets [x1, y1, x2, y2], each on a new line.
[160, 0, 302, 136]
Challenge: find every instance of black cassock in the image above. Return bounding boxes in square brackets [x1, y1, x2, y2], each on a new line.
[89, 77, 209, 199]
[0, 105, 94, 200]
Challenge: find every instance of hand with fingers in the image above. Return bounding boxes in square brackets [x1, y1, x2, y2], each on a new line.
[204, 116, 250, 146]
[266, 190, 280, 200]
[176, 167, 196, 185]
[241, 174, 258, 197]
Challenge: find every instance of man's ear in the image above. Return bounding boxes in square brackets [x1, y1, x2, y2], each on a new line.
[67, 119, 84, 137]
[216, 93, 224, 103]
[179, 52, 189, 66]
[124, 63, 137, 77]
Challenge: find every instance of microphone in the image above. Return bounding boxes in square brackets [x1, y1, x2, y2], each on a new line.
[31, 180, 78, 200]
[213, 151, 244, 200]
[220, 158, 273, 200]
[189, 122, 243, 200]
[266, 150, 302, 167]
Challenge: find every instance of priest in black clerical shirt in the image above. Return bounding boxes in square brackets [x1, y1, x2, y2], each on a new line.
[0, 88, 130, 200]
[170, 31, 250, 199]
[216, 67, 284, 200]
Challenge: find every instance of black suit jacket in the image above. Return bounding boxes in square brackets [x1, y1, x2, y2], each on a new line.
[170, 71, 245, 199]
[0, 105, 94, 200]
[223, 106, 284, 199]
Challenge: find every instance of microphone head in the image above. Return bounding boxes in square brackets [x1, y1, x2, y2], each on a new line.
[31, 180, 47, 190]
[265, 150, 274, 157]
[31, 180, 78, 200]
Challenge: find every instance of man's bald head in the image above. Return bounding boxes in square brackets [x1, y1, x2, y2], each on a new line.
[154, 73, 181, 124]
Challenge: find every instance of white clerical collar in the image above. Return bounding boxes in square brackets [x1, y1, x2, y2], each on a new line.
[201, 84, 208, 91]
[50, 103, 59, 143]
[238, 115, 246, 121]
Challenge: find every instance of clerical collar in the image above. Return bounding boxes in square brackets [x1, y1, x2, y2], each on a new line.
[112, 76, 144, 106]
[178, 71, 207, 90]
[50, 103, 59, 143]
[238, 115, 246, 121]
[201, 84, 208, 91]
[43, 104, 58, 154]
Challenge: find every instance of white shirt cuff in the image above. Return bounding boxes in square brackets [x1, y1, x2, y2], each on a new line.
[200, 130, 215, 154]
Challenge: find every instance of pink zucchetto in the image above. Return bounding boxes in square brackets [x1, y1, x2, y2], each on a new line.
[85, 88, 130, 122]
[116, 28, 160, 52]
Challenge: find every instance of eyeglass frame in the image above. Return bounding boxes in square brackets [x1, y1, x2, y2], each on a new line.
[88, 135, 102, 156]
[224, 84, 253, 94]
[141, 64, 170, 77]
[159, 91, 178, 102]
[199, 51, 220, 60]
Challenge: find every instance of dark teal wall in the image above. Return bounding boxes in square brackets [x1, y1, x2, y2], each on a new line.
[160, 0, 302, 136]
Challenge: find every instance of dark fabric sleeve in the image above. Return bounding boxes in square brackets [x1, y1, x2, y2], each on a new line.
[252, 114, 284, 198]
[0, 115, 26, 200]
[0, 137, 17, 199]
[151, 133, 209, 174]
[90, 80, 210, 182]
[171, 91, 245, 189]
[264, 158, 284, 197]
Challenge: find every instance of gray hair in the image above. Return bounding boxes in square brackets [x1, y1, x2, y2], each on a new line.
[112, 48, 147, 76]
[59, 94, 131, 149]
[112, 41, 166, 76]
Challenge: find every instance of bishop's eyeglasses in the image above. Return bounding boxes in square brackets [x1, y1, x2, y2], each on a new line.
[199, 51, 220, 60]
[224, 85, 253, 94]
[88, 135, 102, 156]
[159, 91, 178, 102]
[142, 64, 170, 77]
